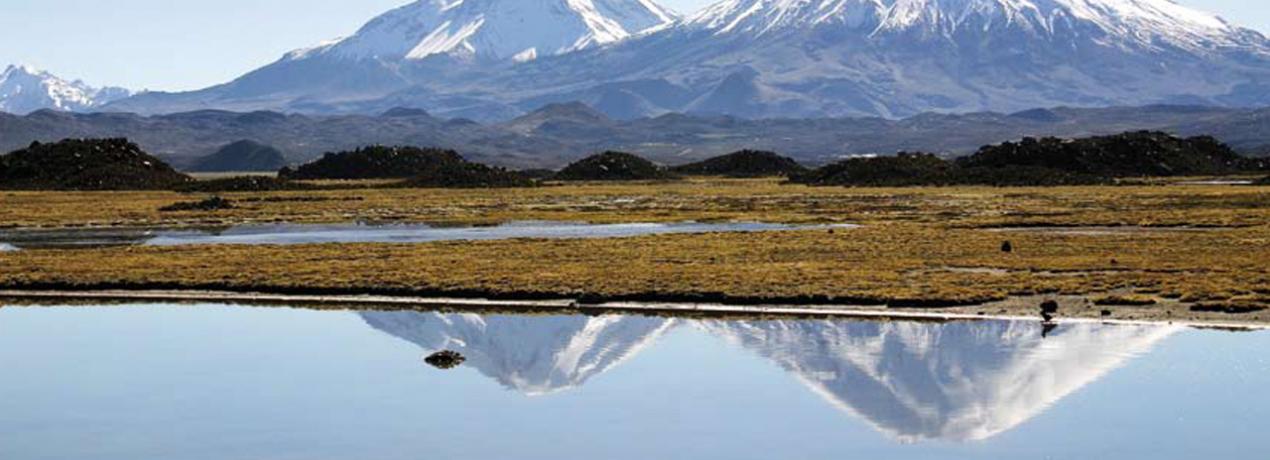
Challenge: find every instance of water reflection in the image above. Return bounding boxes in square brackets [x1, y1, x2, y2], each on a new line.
[363, 311, 1178, 441]
[699, 320, 1178, 442]
[361, 311, 675, 395]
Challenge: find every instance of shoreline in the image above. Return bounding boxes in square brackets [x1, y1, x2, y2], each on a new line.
[2, 288, 1266, 331]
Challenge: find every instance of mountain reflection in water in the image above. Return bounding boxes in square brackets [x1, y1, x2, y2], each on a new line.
[361, 312, 1178, 442]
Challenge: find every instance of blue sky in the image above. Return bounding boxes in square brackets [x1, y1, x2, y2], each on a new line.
[0, 0, 1264, 91]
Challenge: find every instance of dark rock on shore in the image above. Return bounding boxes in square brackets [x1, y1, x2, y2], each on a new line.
[554, 151, 678, 181]
[672, 150, 807, 178]
[0, 138, 192, 190]
[1041, 300, 1060, 322]
[424, 350, 466, 370]
[189, 140, 288, 172]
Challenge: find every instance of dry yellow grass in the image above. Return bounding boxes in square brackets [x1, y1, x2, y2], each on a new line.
[1, 179, 1268, 324]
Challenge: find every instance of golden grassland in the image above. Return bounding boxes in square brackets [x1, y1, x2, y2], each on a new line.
[1, 179, 1268, 324]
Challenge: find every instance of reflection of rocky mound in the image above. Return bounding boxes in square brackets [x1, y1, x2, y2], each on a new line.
[673, 150, 807, 178]
[699, 320, 1178, 442]
[0, 138, 191, 190]
[190, 140, 288, 172]
[553, 151, 677, 181]
[360, 312, 674, 395]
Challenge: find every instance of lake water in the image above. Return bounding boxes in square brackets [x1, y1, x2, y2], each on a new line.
[0, 221, 850, 250]
[0, 303, 1266, 459]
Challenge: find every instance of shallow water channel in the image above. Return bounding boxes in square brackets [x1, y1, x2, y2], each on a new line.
[0, 221, 851, 250]
[0, 302, 1265, 459]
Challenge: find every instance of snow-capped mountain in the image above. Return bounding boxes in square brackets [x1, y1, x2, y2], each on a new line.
[0, 65, 131, 114]
[103, 0, 1270, 119]
[297, 0, 679, 62]
[697, 319, 1179, 442]
[687, 0, 1257, 50]
[360, 311, 675, 395]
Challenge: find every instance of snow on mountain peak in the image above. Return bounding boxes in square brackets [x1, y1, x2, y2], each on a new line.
[296, 0, 680, 62]
[686, 0, 1259, 52]
[0, 64, 131, 115]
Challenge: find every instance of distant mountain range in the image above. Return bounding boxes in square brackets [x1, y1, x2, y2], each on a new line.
[95, 0, 1270, 120]
[3, 103, 1269, 170]
[0, 65, 130, 115]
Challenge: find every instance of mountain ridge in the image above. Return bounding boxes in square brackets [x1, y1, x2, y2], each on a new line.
[0, 65, 131, 115]
[5, 104, 1270, 170]
[100, 0, 1270, 119]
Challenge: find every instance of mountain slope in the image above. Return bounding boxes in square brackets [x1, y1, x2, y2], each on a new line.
[105, 0, 1270, 119]
[0, 65, 131, 114]
[313, 0, 679, 62]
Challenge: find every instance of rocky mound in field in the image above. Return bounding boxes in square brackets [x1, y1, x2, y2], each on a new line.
[0, 138, 191, 190]
[553, 151, 676, 181]
[279, 146, 469, 180]
[1255, 176, 1270, 186]
[189, 140, 288, 172]
[793, 152, 1108, 187]
[672, 150, 807, 178]
[793, 153, 952, 187]
[176, 176, 309, 193]
[958, 131, 1268, 177]
[400, 162, 532, 189]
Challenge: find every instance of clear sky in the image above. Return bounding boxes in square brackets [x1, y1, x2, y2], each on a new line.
[0, 0, 1264, 92]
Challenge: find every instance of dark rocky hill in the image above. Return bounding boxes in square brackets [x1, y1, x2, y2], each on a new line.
[672, 150, 806, 178]
[554, 152, 677, 181]
[958, 131, 1269, 177]
[280, 145, 531, 188]
[0, 138, 191, 190]
[793, 131, 1263, 187]
[189, 140, 288, 172]
[279, 146, 467, 180]
[5, 105, 1270, 170]
[400, 163, 532, 189]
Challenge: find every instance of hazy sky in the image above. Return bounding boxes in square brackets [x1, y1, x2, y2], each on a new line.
[0, 0, 1264, 91]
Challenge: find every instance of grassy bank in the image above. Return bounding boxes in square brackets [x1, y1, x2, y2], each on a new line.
[1, 179, 1267, 324]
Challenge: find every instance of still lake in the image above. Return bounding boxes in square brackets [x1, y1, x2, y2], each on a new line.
[0, 303, 1265, 459]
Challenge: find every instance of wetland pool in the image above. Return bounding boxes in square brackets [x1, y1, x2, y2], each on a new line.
[0, 221, 852, 250]
[0, 302, 1266, 459]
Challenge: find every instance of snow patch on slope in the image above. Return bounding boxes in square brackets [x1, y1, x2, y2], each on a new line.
[296, 0, 680, 62]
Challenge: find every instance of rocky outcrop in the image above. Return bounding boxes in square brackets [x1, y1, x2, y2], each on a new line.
[0, 138, 191, 190]
[279, 145, 466, 180]
[958, 131, 1268, 177]
[554, 151, 677, 181]
[672, 150, 807, 178]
